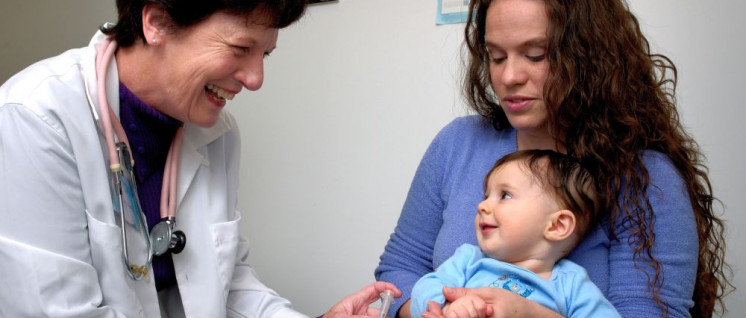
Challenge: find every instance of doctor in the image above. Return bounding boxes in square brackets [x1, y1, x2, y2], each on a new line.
[0, 0, 399, 317]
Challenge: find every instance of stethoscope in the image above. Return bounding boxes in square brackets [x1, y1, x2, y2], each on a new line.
[96, 38, 187, 281]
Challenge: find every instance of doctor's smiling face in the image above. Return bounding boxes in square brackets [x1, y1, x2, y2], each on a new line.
[141, 6, 278, 128]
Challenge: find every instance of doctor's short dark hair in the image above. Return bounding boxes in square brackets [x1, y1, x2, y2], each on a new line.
[101, 0, 307, 47]
[485, 149, 602, 240]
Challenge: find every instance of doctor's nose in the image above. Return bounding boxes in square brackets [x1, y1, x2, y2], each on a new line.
[235, 58, 265, 91]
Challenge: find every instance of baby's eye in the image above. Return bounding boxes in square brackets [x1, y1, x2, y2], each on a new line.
[500, 192, 512, 200]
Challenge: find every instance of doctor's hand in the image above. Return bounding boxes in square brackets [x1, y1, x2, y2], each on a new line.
[323, 282, 401, 318]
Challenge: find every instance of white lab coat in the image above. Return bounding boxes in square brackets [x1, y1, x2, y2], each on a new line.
[0, 30, 307, 318]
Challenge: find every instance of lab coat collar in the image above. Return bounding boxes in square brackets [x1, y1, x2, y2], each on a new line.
[83, 28, 120, 133]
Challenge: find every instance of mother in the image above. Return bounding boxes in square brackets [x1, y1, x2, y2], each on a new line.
[375, 0, 729, 317]
[0, 0, 398, 317]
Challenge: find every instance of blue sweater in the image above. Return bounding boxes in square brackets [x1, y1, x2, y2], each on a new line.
[375, 115, 698, 318]
[411, 244, 620, 318]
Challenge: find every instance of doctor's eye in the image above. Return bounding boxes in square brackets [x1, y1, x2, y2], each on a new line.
[232, 46, 250, 55]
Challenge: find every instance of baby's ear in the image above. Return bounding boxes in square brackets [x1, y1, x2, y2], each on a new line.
[544, 210, 576, 241]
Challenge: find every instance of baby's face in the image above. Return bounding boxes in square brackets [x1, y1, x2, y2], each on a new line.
[475, 160, 559, 262]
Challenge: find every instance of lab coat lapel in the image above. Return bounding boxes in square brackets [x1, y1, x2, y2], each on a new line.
[176, 133, 203, 207]
[176, 117, 231, 207]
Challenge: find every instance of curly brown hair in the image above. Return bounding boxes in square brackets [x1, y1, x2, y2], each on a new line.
[464, 0, 732, 317]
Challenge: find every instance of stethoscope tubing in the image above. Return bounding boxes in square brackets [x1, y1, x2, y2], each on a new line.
[95, 37, 183, 280]
[161, 127, 183, 219]
[96, 39, 130, 171]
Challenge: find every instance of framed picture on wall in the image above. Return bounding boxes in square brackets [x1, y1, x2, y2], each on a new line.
[437, 0, 471, 24]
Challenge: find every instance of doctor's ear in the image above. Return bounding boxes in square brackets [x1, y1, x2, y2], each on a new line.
[141, 3, 171, 45]
[544, 210, 576, 241]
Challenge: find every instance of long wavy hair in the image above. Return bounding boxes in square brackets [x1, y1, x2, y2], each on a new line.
[464, 0, 731, 317]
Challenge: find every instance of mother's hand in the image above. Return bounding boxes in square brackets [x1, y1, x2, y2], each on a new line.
[323, 282, 401, 318]
[423, 287, 563, 318]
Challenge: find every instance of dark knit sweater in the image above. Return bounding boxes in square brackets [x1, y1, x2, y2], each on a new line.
[119, 82, 181, 291]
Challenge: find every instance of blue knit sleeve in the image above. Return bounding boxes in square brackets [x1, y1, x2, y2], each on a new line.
[605, 151, 698, 318]
[374, 120, 451, 317]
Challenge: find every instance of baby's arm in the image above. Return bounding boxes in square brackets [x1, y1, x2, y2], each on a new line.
[411, 245, 483, 317]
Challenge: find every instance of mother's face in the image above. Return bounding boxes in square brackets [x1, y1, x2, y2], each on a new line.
[485, 0, 550, 141]
[152, 10, 278, 127]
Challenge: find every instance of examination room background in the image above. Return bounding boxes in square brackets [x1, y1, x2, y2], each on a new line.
[1, 0, 744, 316]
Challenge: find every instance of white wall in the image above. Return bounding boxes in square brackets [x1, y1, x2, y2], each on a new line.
[1, 0, 744, 316]
[0, 0, 117, 81]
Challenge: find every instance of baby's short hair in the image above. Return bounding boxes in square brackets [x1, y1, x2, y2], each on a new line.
[486, 150, 602, 239]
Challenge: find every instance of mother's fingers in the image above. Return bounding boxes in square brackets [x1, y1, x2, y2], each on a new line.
[442, 287, 494, 317]
[443, 287, 495, 302]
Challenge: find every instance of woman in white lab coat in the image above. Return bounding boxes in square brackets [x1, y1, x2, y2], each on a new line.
[0, 0, 399, 317]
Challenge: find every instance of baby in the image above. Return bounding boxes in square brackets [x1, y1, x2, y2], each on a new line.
[411, 150, 620, 317]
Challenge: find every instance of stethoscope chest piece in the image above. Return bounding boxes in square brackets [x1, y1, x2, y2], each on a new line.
[150, 217, 187, 256]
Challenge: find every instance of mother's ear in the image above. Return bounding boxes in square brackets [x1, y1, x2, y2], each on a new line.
[544, 210, 576, 241]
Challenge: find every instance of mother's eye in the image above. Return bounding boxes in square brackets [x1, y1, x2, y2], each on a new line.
[527, 54, 545, 62]
[490, 57, 506, 64]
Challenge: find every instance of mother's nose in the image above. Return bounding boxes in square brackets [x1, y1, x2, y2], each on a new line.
[500, 58, 528, 87]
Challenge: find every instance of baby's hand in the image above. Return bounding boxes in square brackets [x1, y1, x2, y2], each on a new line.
[441, 295, 491, 318]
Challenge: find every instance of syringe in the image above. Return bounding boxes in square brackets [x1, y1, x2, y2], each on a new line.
[379, 290, 394, 318]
